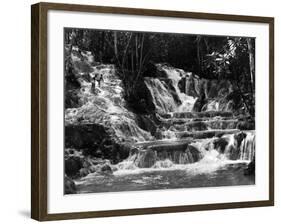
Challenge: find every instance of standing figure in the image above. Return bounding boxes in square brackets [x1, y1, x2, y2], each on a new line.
[97, 73, 104, 87]
[91, 74, 96, 93]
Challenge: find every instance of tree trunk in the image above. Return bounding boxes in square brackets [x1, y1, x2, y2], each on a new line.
[135, 34, 139, 71]
[247, 38, 255, 92]
[203, 37, 210, 53]
[113, 31, 118, 59]
[196, 36, 201, 74]
[99, 32, 105, 62]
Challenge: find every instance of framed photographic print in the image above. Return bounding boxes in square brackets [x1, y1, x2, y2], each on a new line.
[31, 2, 274, 221]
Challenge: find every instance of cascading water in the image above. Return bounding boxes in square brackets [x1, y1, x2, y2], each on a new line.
[75, 64, 255, 193]
[114, 64, 255, 172]
[161, 66, 197, 112]
[144, 78, 177, 113]
[65, 65, 153, 143]
[240, 132, 255, 161]
[144, 65, 197, 113]
[118, 131, 255, 171]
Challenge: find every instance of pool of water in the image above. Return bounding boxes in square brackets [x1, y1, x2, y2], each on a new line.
[76, 162, 255, 194]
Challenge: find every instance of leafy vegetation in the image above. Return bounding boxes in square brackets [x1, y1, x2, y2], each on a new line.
[64, 28, 255, 117]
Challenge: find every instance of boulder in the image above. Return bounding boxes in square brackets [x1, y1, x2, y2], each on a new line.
[213, 137, 229, 153]
[65, 123, 132, 164]
[234, 132, 247, 148]
[244, 159, 255, 176]
[125, 80, 156, 114]
[65, 124, 108, 149]
[136, 114, 160, 136]
[79, 167, 90, 177]
[237, 120, 255, 130]
[65, 156, 82, 177]
[192, 92, 207, 112]
[64, 175, 77, 194]
[99, 164, 113, 174]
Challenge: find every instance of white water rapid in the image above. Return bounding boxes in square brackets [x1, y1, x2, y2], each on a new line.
[73, 63, 255, 193]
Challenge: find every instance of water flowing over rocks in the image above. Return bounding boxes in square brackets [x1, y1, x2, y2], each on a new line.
[143, 64, 248, 115]
[64, 51, 255, 193]
[116, 64, 254, 172]
[65, 65, 152, 143]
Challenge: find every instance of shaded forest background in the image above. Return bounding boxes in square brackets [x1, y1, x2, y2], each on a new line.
[64, 28, 255, 117]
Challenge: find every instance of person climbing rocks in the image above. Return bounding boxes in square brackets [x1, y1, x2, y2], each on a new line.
[96, 73, 104, 87]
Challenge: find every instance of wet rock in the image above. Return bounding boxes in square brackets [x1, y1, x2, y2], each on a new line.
[164, 79, 182, 105]
[184, 121, 208, 132]
[244, 159, 255, 176]
[64, 175, 77, 194]
[100, 164, 113, 174]
[193, 93, 207, 112]
[213, 138, 229, 153]
[65, 89, 80, 108]
[178, 76, 186, 94]
[136, 114, 161, 136]
[187, 145, 202, 162]
[65, 156, 82, 177]
[237, 119, 255, 130]
[225, 91, 242, 110]
[65, 124, 131, 164]
[235, 132, 247, 148]
[79, 167, 90, 177]
[184, 73, 201, 97]
[125, 80, 156, 114]
[82, 144, 100, 157]
[173, 111, 233, 119]
[176, 129, 239, 139]
[226, 145, 239, 160]
[158, 113, 172, 119]
[65, 124, 108, 149]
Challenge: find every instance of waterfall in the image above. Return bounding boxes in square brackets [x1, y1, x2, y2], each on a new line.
[77, 64, 255, 173]
[65, 64, 153, 143]
[116, 131, 255, 170]
[115, 62, 255, 170]
[68, 53, 256, 193]
[204, 100, 220, 111]
[160, 129, 177, 140]
[123, 146, 201, 168]
[162, 66, 197, 112]
[223, 132, 255, 161]
[240, 132, 255, 161]
[144, 78, 177, 113]
[144, 65, 196, 114]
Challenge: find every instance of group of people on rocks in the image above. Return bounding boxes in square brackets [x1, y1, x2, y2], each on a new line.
[89, 72, 104, 93]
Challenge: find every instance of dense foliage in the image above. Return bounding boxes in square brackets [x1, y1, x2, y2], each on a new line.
[64, 28, 255, 116]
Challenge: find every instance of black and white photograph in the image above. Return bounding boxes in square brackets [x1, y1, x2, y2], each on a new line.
[64, 28, 256, 194]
